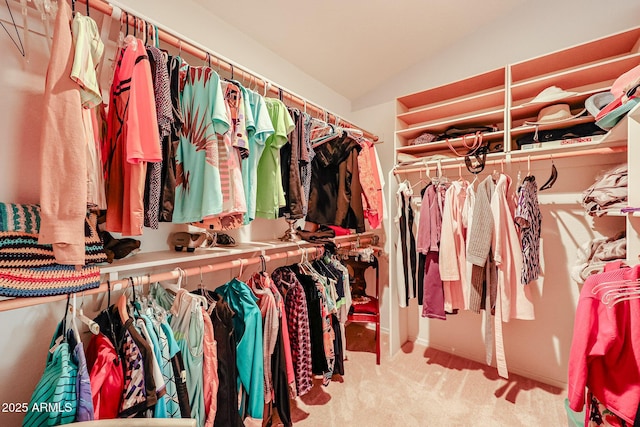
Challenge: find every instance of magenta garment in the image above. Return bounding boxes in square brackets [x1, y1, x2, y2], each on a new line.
[417, 185, 441, 254]
[568, 265, 640, 424]
[422, 251, 446, 319]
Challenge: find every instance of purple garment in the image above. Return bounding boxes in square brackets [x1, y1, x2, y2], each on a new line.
[417, 184, 441, 254]
[73, 340, 95, 422]
[422, 251, 446, 319]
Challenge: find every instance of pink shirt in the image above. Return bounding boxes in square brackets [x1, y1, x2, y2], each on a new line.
[201, 307, 218, 427]
[105, 36, 161, 236]
[417, 184, 441, 254]
[439, 181, 467, 311]
[568, 265, 640, 424]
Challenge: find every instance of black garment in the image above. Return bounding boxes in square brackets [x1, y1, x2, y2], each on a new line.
[307, 132, 365, 232]
[407, 191, 418, 299]
[191, 289, 242, 427]
[279, 108, 305, 219]
[159, 55, 182, 222]
[331, 314, 344, 376]
[296, 225, 335, 244]
[279, 140, 292, 218]
[171, 350, 192, 419]
[417, 253, 426, 304]
[271, 324, 292, 427]
[398, 191, 410, 307]
[314, 259, 344, 302]
[295, 270, 329, 375]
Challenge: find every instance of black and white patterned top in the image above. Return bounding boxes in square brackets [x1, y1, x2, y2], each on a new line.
[515, 176, 542, 285]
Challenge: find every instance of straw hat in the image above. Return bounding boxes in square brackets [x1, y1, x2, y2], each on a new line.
[524, 104, 586, 126]
[523, 86, 578, 106]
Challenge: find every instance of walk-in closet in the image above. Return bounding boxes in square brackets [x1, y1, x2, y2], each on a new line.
[1, 0, 640, 426]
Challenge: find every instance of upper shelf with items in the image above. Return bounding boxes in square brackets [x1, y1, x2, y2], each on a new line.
[395, 26, 640, 161]
[395, 68, 506, 155]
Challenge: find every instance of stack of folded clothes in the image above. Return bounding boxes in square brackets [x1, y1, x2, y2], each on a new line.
[571, 231, 626, 284]
[0, 203, 106, 297]
[581, 163, 628, 216]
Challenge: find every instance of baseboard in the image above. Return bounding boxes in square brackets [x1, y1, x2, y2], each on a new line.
[407, 337, 567, 390]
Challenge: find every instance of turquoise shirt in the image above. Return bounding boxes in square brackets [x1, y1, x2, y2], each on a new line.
[174, 63, 230, 223]
[216, 278, 264, 420]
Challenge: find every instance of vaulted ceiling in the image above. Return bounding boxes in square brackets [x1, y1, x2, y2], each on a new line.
[193, 0, 526, 101]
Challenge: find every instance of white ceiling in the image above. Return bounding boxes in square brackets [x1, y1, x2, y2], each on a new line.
[193, 0, 526, 101]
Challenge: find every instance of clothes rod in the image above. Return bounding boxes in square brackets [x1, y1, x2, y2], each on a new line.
[70, 0, 378, 142]
[393, 146, 627, 175]
[0, 236, 376, 312]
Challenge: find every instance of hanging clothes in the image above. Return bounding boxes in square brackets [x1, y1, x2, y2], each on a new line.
[158, 55, 184, 223]
[272, 267, 313, 397]
[191, 80, 248, 231]
[514, 176, 542, 285]
[191, 289, 242, 427]
[170, 289, 205, 426]
[240, 88, 274, 224]
[394, 181, 411, 308]
[255, 98, 295, 219]
[85, 331, 124, 420]
[467, 174, 535, 379]
[23, 322, 78, 427]
[215, 278, 264, 426]
[71, 11, 106, 211]
[134, 316, 167, 418]
[103, 35, 162, 236]
[416, 181, 448, 318]
[38, 1, 87, 265]
[439, 181, 468, 312]
[173, 63, 230, 224]
[201, 307, 219, 427]
[247, 272, 280, 405]
[279, 108, 306, 219]
[300, 113, 315, 217]
[307, 131, 365, 232]
[357, 138, 383, 229]
[144, 45, 173, 229]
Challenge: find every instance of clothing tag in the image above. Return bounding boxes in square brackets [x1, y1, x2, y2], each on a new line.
[180, 370, 187, 384]
[49, 335, 64, 354]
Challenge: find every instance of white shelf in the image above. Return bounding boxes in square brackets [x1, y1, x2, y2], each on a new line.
[99, 233, 376, 276]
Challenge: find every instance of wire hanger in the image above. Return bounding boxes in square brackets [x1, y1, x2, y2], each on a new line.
[539, 156, 557, 191]
[1, 0, 25, 57]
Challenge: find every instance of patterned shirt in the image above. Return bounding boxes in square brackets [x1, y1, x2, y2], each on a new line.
[272, 267, 313, 397]
[144, 46, 173, 229]
[173, 65, 230, 223]
[515, 177, 542, 285]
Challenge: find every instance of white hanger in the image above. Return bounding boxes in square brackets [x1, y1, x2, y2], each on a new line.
[69, 293, 100, 335]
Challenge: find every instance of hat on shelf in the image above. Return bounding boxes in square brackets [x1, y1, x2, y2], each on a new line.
[585, 92, 615, 118]
[523, 86, 578, 106]
[594, 64, 640, 129]
[524, 104, 586, 126]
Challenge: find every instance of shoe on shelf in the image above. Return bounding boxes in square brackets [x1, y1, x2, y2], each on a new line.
[215, 232, 237, 247]
[170, 232, 208, 252]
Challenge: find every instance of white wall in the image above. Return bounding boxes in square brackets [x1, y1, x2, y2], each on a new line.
[350, 0, 640, 387]
[0, 2, 359, 425]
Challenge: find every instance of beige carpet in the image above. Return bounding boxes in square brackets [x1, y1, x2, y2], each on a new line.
[284, 323, 568, 427]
